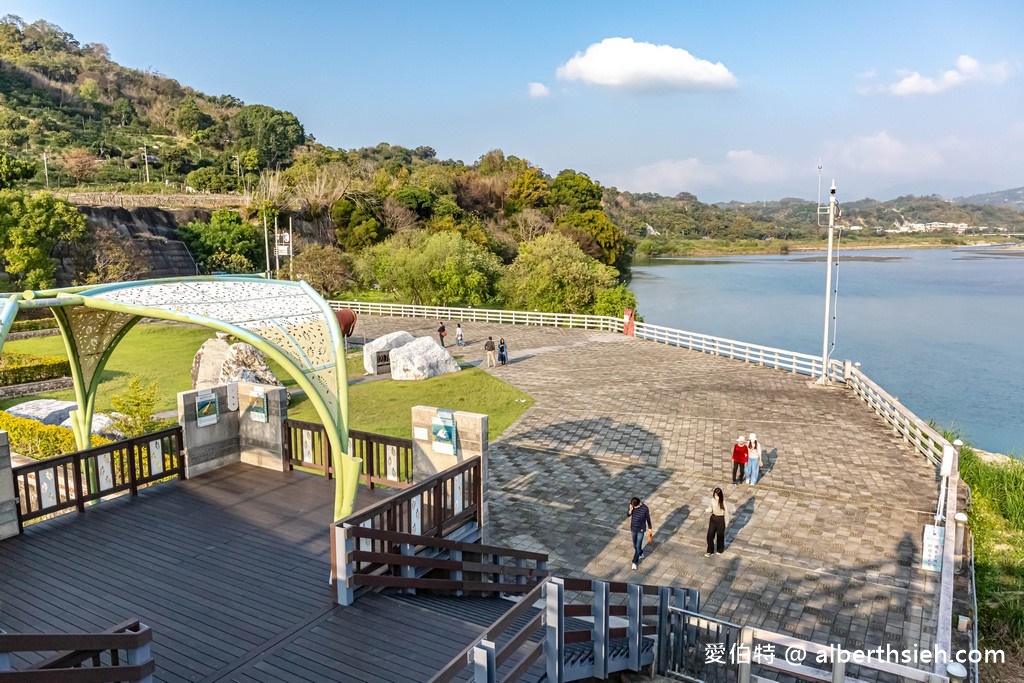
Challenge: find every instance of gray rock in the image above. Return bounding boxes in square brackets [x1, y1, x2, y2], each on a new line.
[389, 337, 461, 381]
[192, 337, 231, 389]
[60, 412, 124, 439]
[5, 399, 79, 425]
[218, 343, 282, 387]
[363, 331, 416, 375]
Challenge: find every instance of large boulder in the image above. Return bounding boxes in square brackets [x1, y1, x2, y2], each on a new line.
[60, 412, 124, 439]
[363, 331, 415, 375]
[5, 399, 78, 425]
[192, 336, 282, 389]
[389, 337, 461, 381]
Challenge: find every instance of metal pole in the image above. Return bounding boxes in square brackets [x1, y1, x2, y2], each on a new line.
[263, 213, 271, 277]
[274, 215, 280, 273]
[141, 145, 150, 183]
[817, 181, 836, 383]
[42, 152, 49, 189]
[289, 216, 294, 279]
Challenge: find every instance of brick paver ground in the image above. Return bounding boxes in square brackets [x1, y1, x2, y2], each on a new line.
[352, 316, 942, 666]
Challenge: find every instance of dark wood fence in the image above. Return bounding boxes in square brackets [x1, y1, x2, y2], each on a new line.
[0, 618, 154, 681]
[12, 426, 184, 531]
[283, 419, 414, 489]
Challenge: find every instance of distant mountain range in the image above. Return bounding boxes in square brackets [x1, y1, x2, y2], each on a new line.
[953, 187, 1024, 212]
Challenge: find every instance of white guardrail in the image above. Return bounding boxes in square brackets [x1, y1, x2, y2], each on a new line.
[333, 300, 961, 677]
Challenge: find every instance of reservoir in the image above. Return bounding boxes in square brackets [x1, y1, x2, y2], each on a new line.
[630, 246, 1023, 457]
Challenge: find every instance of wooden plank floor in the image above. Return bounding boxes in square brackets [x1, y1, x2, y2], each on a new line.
[0, 463, 473, 682]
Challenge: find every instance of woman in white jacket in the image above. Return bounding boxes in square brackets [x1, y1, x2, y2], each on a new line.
[746, 433, 762, 485]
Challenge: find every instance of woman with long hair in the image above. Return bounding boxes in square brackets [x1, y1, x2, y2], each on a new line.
[705, 487, 730, 557]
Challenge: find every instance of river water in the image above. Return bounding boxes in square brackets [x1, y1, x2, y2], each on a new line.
[630, 246, 1024, 457]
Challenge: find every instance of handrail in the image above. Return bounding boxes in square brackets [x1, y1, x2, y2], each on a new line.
[283, 419, 414, 488]
[0, 620, 154, 682]
[430, 578, 550, 683]
[11, 426, 184, 529]
[332, 300, 624, 332]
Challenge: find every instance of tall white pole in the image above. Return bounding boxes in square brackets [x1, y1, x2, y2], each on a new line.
[263, 213, 271, 277]
[288, 216, 294, 280]
[274, 215, 281, 273]
[818, 181, 837, 383]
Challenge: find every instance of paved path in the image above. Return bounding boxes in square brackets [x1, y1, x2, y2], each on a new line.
[352, 317, 942, 664]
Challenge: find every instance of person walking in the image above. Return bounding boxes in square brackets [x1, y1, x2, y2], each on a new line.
[498, 337, 508, 365]
[484, 336, 497, 367]
[437, 321, 447, 347]
[731, 435, 748, 484]
[705, 487, 730, 556]
[627, 497, 653, 570]
[746, 433, 762, 485]
[455, 324, 464, 346]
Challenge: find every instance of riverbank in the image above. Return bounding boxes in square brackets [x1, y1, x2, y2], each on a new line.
[637, 235, 1022, 258]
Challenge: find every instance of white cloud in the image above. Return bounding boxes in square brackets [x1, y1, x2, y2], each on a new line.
[556, 37, 737, 92]
[528, 82, 550, 98]
[884, 55, 1010, 96]
[826, 132, 943, 174]
[608, 150, 785, 196]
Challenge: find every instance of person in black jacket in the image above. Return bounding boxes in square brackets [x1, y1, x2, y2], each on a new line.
[627, 497, 653, 570]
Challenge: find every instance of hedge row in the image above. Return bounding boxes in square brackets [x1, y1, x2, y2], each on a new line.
[10, 319, 58, 332]
[0, 353, 71, 386]
[0, 411, 112, 460]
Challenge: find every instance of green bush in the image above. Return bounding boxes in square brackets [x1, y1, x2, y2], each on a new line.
[0, 353, 70, 386]
[10, 319, 58, 332]
[0, 411, 111, 459]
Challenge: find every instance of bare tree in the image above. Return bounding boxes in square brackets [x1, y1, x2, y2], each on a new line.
[60, 147, 101, 184]
[508, 208, 552, 243]
[380, 197, 419, 233]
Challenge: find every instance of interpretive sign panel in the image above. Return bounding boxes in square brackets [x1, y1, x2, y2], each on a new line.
[922, 524, 944, 572]
[196, 391, 219, 427]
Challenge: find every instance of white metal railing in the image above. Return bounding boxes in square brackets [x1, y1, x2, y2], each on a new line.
[844, 365, 947, 467]
[331, 301, 624, 332]
[632, 321, 842, 380]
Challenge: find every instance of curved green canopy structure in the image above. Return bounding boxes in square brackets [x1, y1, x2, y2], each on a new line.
[0, 275, 360, 520]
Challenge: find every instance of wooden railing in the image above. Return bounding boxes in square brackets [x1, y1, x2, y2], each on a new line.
[0, 618, 154, 682]
[283, 419, 414, 488]
[332, 456, 484, 605]
[331, 301, 624, 331]
[12, 427, 184, 530]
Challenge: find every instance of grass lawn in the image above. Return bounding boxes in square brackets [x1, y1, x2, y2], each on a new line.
[2, 324, 535, 441]
[1, 324, 218, 413]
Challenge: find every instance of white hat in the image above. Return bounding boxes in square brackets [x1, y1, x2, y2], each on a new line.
[749, 433, 757, 441]
[736, 435, 746, 444]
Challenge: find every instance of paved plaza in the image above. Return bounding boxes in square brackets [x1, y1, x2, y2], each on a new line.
[353, 316, 943, 664]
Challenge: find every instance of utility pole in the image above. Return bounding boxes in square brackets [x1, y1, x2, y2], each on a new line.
[817, 180, 838, 384]
[263, 212, 271, 277]
[42, 152, 49, 189]
[140, 145, 150, 183]
[288, 216, 294, 280]
[274, 215, 281, 273]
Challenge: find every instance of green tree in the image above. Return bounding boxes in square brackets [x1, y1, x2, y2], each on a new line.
[206, 252, 255, 274]
[550, 169, 603, 213]
[230, 104, 305, 169]
[355, 231, 501, 306]
[78, 77, 100, 103]
[505, 167, 549, 214]
[393, 185, 435, 219]
[110, 376, 159, 438]
[110, 97, 134, 126]
[185, 166, 229, 193]
[174, 99, 213, 135]
[0, 190, 86, 289]
[0, 151, 36, 190]
[292, 244, 352, 297]
[499, 233, 618, 313]
[592, 284, 639, 318]
[555, 209, 632, 269]
[179, 209, 263, 272]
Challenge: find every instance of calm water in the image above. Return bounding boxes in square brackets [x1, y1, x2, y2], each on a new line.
[630, 247, 1024, 457]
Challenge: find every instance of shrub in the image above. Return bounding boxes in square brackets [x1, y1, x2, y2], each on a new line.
[10, 319, 58, 332]
[0, 353, 70, 386]
[0, 411, 111, 459]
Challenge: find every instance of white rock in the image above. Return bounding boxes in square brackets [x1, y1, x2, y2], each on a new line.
[5, 399, 79, 425]
[363, 331, 415, 375]
[389, 337, 461, 381]
[60, 412, 124, 438]
[218, 343, 282, 387]
[192, 337, 230, 388]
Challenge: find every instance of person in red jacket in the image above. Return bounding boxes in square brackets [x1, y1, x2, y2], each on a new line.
[731, 435, 748, 484]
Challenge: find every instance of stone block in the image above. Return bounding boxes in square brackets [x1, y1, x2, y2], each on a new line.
[5, 399, 78, 425]
[390, 337, 460, 381]
[362, 331, 415, 375]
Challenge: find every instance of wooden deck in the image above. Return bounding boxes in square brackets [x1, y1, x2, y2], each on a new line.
[0, 463, 509, 682]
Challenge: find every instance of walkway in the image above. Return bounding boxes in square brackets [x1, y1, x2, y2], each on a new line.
[352, 317, 942, 663]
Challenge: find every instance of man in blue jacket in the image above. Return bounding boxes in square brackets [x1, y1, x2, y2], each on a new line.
[627, 497, 654, 570]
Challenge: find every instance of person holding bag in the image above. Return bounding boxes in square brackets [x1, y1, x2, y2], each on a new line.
[705, 487, 730, 556]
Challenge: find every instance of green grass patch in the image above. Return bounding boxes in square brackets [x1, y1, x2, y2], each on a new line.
[957, 445, 1024, 660]
[1, 323, 218, 413]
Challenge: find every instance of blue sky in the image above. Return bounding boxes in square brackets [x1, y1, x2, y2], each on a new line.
[5, 1, 1023, 203]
